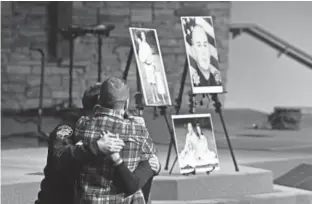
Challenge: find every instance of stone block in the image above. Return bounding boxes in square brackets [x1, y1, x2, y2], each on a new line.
[31, 65, 71, 75]
[181, 2, 211, 8]
[162, 54, 178, 73]
[161, 47, 185, 55]
[110, 26, 130, 39]
[113, 46, 130, 61]
[159, 38, 181, 48]
[6, 65, 31, 74]
[104, 2, 131, 8]
[100, 7, 130, 16]
[112, 36, 132, 47]
[52, 91, 72, 99]
[175, 7, 211, 17]
[1, 72, 27, 84]
[206, 2, 232, 10]
[208, 9, 230, 20]
[24, 83, 53, 99]
[73, 1, 83, 8]
[131, 9, 153, 23]
[157, 30, 183, 43]
[151, 166, 273, 201]
[28, 75, 62, 88]
[154, 2, 181, 9]
[23, 98, 54, 109]
[129, 2, 153, 8]
[99, 14, 130, 23]
[83, 2, 101, 9]
[153, 8, 175, 22]
[1, 83, 25, 94]
[60, 76, 87, 88]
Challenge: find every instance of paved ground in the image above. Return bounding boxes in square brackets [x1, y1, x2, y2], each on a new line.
[2, 108, 312, 204]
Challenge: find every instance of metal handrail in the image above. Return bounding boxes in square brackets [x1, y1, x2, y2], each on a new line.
[230, 24, 312, 70]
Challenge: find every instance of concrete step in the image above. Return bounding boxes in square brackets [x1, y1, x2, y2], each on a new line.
[150, 165, 273, 201]
[151, 185, 312, 204]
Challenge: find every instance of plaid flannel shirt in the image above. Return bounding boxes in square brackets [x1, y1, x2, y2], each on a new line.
[75, 105, 156, 204]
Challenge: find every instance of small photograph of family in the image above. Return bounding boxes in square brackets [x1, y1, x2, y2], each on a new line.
[171, 114, 220, 174]
[129, 27, 172, 107]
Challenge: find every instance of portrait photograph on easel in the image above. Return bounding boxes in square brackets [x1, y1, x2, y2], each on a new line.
[181, 16, 223, 94]
[171, 114, 220, 175]
[129, 27, 172, 106]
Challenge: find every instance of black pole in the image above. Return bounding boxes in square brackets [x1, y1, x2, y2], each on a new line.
[165, 59, 188, 170]
[97, 8, 102, 82]
[136, 65, 144, 116]
[211, 94, 239, 172]
[161, 107, 178, 153]
[68, 36, 74, 108]
[97, 36, 102, 82]
[175, 59, 188, 115]
[38, 49, 45, 134]
[123, 46, 134, 81]
[169, 156, 178, 174]
[29, 47, 49, 142]
[161, 107, 178, 172]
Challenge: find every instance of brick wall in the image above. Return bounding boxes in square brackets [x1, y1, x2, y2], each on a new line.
[1, 1, 231, 112]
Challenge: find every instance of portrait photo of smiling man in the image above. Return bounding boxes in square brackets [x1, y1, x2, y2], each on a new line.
[181, 16, 223, 94]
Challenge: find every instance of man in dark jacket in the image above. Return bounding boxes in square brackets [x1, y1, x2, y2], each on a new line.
[35, 83, 160, 204]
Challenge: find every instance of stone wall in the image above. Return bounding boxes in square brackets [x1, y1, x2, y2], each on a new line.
[1, 1, 231, 112]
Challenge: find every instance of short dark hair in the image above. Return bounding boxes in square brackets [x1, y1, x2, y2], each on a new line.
[99, 77, 130, 109]
[81, 83, 101, 110]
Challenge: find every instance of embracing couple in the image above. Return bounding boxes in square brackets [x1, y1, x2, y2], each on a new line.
[35, 77, 161, 204]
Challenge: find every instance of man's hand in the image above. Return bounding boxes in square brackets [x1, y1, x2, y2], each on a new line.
[148, 154, 161, 174]
[128, 115, 146, 126]
[110, 133, 123, 165]
[97, 131, 125, 154]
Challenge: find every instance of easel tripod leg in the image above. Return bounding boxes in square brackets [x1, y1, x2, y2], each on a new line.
[164, 140, 173, 170]
[219, 109, 239, 172]
[166, 59, 188, 171]
[123, 46, 134, 81]
[211, 94, 239, 172]
[169, 156, 178, 174]
[163, 112, 178, 171]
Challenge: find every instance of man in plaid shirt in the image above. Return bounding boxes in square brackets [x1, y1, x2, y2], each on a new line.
[75, 77, 156, 204]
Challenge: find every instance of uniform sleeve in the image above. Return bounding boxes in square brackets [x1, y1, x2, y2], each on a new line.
[51, 122, 97, 172]
[113, 160, 155, 196]
[53, 143, 95, 172]
[140, 129, 157, 161]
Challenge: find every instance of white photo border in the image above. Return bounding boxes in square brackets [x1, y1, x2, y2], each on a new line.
[129, 27, 172, 107]
[180, 16, 224, 94]
[171, 113, 220, 174]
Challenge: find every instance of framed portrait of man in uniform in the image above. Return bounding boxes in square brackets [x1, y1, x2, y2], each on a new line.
[181, 16, 223, 94]
[129, 27, 172, 107]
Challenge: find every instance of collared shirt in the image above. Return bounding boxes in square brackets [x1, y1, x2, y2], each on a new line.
[74, 105, 156, 204]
